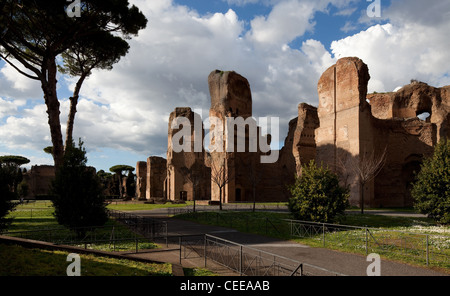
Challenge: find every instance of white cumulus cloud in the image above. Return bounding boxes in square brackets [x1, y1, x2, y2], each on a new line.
[1, 0, 449, 170]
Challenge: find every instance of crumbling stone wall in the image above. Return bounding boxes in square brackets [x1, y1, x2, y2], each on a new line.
[366, 80, 448, 206]
[315, 57, 447, 207]
[137, 57, 448, 208]
[368, 82, 450, 141]
[146, 156, 167, 200]
[315, 57, 373, 205]
[370, 118, 435, 207]
[135, 161, 147, 200]
[23, 165, 55, 198]
[208, 70, 255, 203]
[166, 107, 210, 201]
[291, 103, 320, 175]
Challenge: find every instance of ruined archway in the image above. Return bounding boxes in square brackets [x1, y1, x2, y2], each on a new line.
[401, 154, 423, 207]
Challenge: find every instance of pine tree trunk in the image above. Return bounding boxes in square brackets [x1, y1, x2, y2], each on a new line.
[42, 57, 64, 168]
[65, 75, 86, 147]
[65, 95, 78, 148]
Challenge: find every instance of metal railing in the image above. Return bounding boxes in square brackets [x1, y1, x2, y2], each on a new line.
[4, 209, 168, 253]
[167, 203, 288, 216]
[178, 233, 346, 276]
[204, 234, 303, 276]
[7, 208, 54, 219]
[286, 219, 450, 267]
[4, 222, 159, 253]
[108, 209, 168, 240]
[174, 210, 449, 269]
[172, 210, 288, 237]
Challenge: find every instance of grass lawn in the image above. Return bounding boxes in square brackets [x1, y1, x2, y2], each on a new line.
[0, 243, 172, 276]
[6, 200, 190, 232]
[2, 201, 217, 276]
[106, 201, 191, 211]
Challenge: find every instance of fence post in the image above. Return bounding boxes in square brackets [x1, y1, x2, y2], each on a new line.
[322, 223, 325, 247]
[240, 245, 243, 276]
[246, 216, 249, 233]
[135, 230, 138, 253]
[365, 227, 368, 255]
[426, 234, 429, 266]
[166, 222, 169, 247]
[204, 235, 207, 268]
[113, 226, 116, 252]
[179, 236, 182, 264]
[273, 256, 276, 276]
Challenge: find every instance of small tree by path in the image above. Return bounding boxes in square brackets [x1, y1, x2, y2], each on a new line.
[288, 160, 349, 223]
[181, 162, 205, 212]
[0, 163, 19, 232]
[412, 138, 450, 224]
[244, 159, 262, 212]
[338, 147, 387, 214]
[51, 140, 108, 238]
[211, 159, 233, 211]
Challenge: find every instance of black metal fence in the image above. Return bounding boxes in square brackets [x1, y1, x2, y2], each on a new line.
[178, 234, 346, 276]
[4, 210, 168, 253]
[171, 208, 450, 269]
[167, 203, 288, 216]
[286, 219, 450, 267]
[108, 209, 168, 240]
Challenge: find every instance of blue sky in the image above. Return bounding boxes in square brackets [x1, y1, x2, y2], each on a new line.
[1, 0, 449, 172]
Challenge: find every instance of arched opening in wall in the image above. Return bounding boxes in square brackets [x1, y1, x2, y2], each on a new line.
[179, 191, 187, 201]
[235, 187, 242, 202]
[416, 111, 431, 122]
[402, 155, 423, 207]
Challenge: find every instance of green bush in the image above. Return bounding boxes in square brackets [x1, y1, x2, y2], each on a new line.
[288, 161, 349, 223]
[51, 140, 108, 237]
[0, 165, 18, 231]
[412, 138, 450, 224]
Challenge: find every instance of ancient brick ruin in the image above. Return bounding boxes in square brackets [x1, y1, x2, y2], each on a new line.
[315, 57, 449, 207]
[23, 165, 55, 198]
[19, 57, 450, 208]
[138, 57, 450, 208]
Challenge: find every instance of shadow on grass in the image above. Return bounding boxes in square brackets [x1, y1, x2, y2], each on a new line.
[0, 243, 172, 276]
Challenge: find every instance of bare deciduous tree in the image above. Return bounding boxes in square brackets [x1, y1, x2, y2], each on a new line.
[180, 161, 204, 212]
[243, 158, 262, 212]
[338, 147, 387, 214]
[211, 158, 233, 211]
